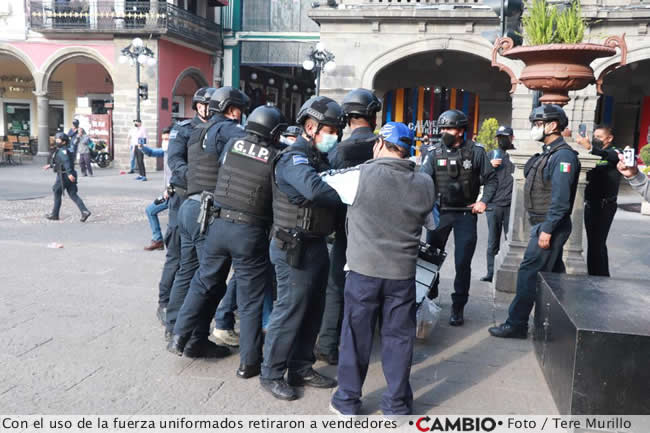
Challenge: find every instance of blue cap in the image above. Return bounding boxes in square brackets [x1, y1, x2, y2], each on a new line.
[496, 125, 513, 136]
[379, 122, 413, 150]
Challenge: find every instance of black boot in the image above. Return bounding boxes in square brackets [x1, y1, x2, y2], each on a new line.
[45, 213, 59, 221]
[260, 378, 297, 401]
[236, 364, 261, 379]
[287, 369, 337, 388]
[480, 275, 493, 282]
[183, 339, 230, 359]
[80, 210, 91, 222]
[449, 305, 464, 326]
[488, 323, 528, 339]
[166, 334, 188, 356]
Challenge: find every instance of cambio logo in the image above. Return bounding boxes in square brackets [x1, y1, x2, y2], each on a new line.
[410, 417, 499, 432]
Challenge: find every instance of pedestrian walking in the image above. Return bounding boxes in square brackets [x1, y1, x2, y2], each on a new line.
[322, 122, 436, 416]
[481, 125, 515, 282]
[43, 132, 91, 222]
[420, 109, 497, 326]
[576, 125, 621, 277]
[489, 104, 580, 339]
[128, 119, 148, 180]
[77, 128, 94, 177]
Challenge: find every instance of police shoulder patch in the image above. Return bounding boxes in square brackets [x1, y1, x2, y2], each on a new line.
[169, 130, 179, 140]
[292, 155, 309, 166]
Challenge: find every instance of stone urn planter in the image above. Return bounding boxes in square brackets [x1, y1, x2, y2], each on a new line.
[491, 35, 627, 106]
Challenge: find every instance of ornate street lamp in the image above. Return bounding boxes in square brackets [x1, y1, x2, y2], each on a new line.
[118, 37, 156, 122]
[302, 42, 336, 97]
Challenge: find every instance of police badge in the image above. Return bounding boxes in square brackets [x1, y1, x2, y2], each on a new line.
[462, 159, 472, 170]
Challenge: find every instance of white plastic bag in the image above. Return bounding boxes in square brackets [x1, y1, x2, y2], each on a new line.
[415, 297, 442, 340]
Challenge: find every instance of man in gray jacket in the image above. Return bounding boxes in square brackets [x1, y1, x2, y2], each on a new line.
[321, 122, 436, 416]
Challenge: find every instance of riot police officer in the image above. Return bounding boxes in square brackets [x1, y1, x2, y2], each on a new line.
[260, 96, 344, 401]
[44, 132, 91, 222]
[280, 126, 301, 147]
[420, 109, 497, 326]
[167, 86, 249, 358]
[481, 125, 515, 282]
[170, 105, 287, 378]
[489, 104, 579, 339]
[315, 88, 381, 366]
[158, 87, 215, 327]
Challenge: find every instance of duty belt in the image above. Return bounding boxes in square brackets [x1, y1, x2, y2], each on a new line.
[216, 208, 268, 227]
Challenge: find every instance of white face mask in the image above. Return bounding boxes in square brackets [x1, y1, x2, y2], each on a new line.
[530, 125, 545, 142]
[161, 139, 169, 152]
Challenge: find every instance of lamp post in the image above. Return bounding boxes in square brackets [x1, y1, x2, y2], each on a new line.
[302, 42, 336, 97]
[118, 37, 156, 122]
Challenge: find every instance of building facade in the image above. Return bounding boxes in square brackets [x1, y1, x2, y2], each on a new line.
[0, 0, 226, 168]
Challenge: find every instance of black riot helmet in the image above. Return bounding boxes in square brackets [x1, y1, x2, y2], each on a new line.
[296, 96, 345, 134]
[342, 88, 382, 119]
[437, 109, 469, 129]
[282, 125, 301, 138]
[208, 86, 250, 114]
[245, 105, 288, 143]
[54, 132, 69, 146]
[192, 87, 216, 110]
[529, 104, 568, 131]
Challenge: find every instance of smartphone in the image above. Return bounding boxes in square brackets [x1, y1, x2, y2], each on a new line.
[623, 146, 636, 168]
[578, 123, 587, 138]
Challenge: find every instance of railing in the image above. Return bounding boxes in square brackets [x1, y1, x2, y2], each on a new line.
[29, 1, 222, 51]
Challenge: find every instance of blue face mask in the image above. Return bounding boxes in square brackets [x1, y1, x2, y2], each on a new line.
[316, 133, 338, 153]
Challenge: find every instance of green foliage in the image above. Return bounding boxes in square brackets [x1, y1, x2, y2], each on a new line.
[522, 0, 586, 45]
[640, 145, 650, 165]
[522, 0, 558, 45]
[476, 118, 499, 152]
[556, 1, 586, 44]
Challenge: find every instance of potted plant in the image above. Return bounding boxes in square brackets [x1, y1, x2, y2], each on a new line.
[491, 0, 627, 106]
[476, 118, 499, 152]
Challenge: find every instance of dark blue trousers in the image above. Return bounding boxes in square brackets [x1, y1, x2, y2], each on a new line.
[318, 227, 347, 355]
[51, 175, 89, 217]
[332, 271, 416, 416]
[261, 237, 329, 380]
[507, 220, 572, 329]
[165, 199, 206, 345]
[485, 205, 510, 278]
[426, 211, 478, 308]
[176, 218, 268, 365]
[158, 223, 180, 306]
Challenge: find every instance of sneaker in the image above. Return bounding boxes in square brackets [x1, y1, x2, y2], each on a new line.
[287, 368, 337, 388]
[140, 177, 147, 182]
[488, 322, 528, 339]
[80, 211, 91, 222]
[212, 329, 240, 347]
[135, 176, 143, 180]
[45, 213, 59, 221]
[329, 402, 357, 418]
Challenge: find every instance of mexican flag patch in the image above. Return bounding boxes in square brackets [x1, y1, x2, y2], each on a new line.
[437, 159, 448, 167]
[560, 162, 571, 173]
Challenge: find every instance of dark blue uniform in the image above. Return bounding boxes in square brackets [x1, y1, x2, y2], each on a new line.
[49, 147, 89, 218]
[261, 136, 342, 381]
[158, 117, 201, 312]
[420, 141, 497, 310]
[171, 116, 246, 346]
[317, 126, 376, 361]
[506, 137, 579, 330]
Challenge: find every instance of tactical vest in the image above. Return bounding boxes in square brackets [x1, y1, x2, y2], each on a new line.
[524, 142, 575, 224]
[186, 119, 220, 196]
[271, 147, 336, 237]
[213, 136, 277, 222]
[337, 135, 376, 168]
[432, 142, 481, 209]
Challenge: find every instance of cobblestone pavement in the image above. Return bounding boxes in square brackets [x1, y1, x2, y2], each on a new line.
[1, 162, 647, 415]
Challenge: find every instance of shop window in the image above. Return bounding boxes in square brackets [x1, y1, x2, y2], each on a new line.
[48, 105, 64, 135]
[5, 103, 31, 136]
